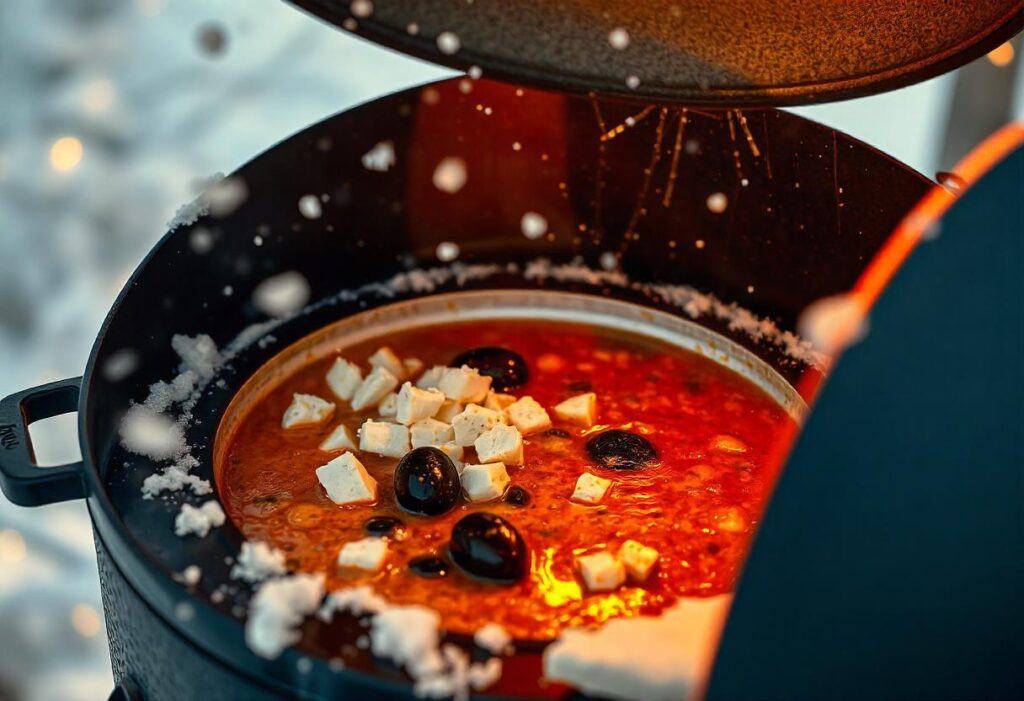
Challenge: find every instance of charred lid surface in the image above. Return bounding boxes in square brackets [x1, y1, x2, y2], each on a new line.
[288, 0, 1023, 105]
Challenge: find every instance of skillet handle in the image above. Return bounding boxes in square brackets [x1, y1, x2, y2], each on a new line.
[0, 377, 86, 506]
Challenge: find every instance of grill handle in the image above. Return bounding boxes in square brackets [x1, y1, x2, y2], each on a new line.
[0, 377, 86, 506]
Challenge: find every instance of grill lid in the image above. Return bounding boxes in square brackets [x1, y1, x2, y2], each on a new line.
[288, 0, 1022, 106]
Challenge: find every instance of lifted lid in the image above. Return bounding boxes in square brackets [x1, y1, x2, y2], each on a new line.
[289, 0, 1022, 105]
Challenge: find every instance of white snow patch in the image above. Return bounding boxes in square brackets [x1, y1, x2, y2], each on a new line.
[173, 500, 225, 537]
[245, 573, 326, 659]
[253, 271, 311, 317]
[231, 541, 288, 583]
[361, 141, 395, 172]
[432, 157, 467, 194]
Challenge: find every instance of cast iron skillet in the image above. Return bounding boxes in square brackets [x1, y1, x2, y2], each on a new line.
[288, 0, 1023, 106]
[0, 78, 931, 699]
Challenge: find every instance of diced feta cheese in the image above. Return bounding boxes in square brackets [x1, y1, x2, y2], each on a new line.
[319, 424, 358, 452]
[506, 396, 552, 435]
[618, 540, 660, 583]
[461, 462, 511, 502]
[326, 358, 363, 401]
[576, 552, 626, 592]
[403, 357, 425, 378]
[369, 347, 407, 380]
[416, 365, 447, 389]
[435, 400, 464, 423]
[438, 365, 492, 403]
[484, 391, 516, 412]
[474, 423, 524, 465]
[553, 392, 597, 427]
[572, 473, 612, 505]
[338, 537, 389, 572]
[351, 366, 399, 411]
[436, 442, 465, 471]
[452, 404, 507, 446]
[396, 382, 446, 425]
[174, 500, 225, 537]
[282, 393, 335, 428]
[378, 392, 398, 417]
[316, 452, 378, 505]
[358, 420, 410, 458]
[410, 418, 455, 448]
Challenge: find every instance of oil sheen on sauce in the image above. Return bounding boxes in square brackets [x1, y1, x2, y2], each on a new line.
[217, 319, 798, 640]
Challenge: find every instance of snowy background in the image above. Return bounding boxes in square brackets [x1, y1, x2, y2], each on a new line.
[0, 1, 1019, 699]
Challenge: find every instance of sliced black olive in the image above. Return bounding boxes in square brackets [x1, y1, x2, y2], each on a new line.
[449, 512, 528, 583]
[408, 555, 449, 578]
[505, 485, 531, 506]
[393, 447, 461, 516]
[585, 429, 658, 470]
[364, 515, 404, 537]
[543, 428, 571, 439]
[451, 347, 528, 390]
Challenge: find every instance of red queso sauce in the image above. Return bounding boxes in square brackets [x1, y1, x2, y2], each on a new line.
[217, 319, 798, 640]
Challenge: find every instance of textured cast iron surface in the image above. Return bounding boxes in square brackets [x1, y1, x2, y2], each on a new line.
[289, 0, 1023, 105]
[710, 149, 1024, 699]
[97, 536, 291, 701]
[78, 79, 930, 697]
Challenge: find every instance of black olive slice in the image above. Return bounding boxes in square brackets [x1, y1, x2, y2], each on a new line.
[449, 512, 528, 583]
[364, 515, 404, 537]
[505, 485, 531, 506]
[585, 429, 658, 470]
[393, 447, 461, 516]
[408, 555, 450, 578]
[451, 347, 529, 390]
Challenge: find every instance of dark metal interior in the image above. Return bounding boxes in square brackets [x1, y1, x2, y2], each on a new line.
[289, 0, 1023, 105]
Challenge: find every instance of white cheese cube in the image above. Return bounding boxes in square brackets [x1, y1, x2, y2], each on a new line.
[572, 473, 612, 505]
[326, 358, 363, 401]
[358, 420, 410, 458]
[553, 392, 597, 428]
[474, 423, 524, 465]
[506, 396, 552, 435]
[461, 462, 511, 502]
[437, 442, 465, 471]
[484, 391, 516, 412]
[435, 400, 464, 423]
[452, 404, 507, 446]
[315, 453, 377, 505]
[403, 357, 424, 378]
[618, 540, 660, 583]
[319, 424, 357, 452]
[396, 382, 446, 425]
[369, 347, 406, 380]
[377, 392, 398, 418]
[438, 365, 492, 403]
[576, 552, 626, 592]
[350, 366, 399, 411]
[337, 537, 389, 573]
[410, 418, 455, 448]
[282, 393, 335, 429]
[416, 365, 447, 389]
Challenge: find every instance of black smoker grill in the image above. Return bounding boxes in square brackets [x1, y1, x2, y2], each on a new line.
[0, 2, 1021, 699]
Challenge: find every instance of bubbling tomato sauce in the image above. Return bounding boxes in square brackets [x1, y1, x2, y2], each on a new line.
[217, 319, 798, 640]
